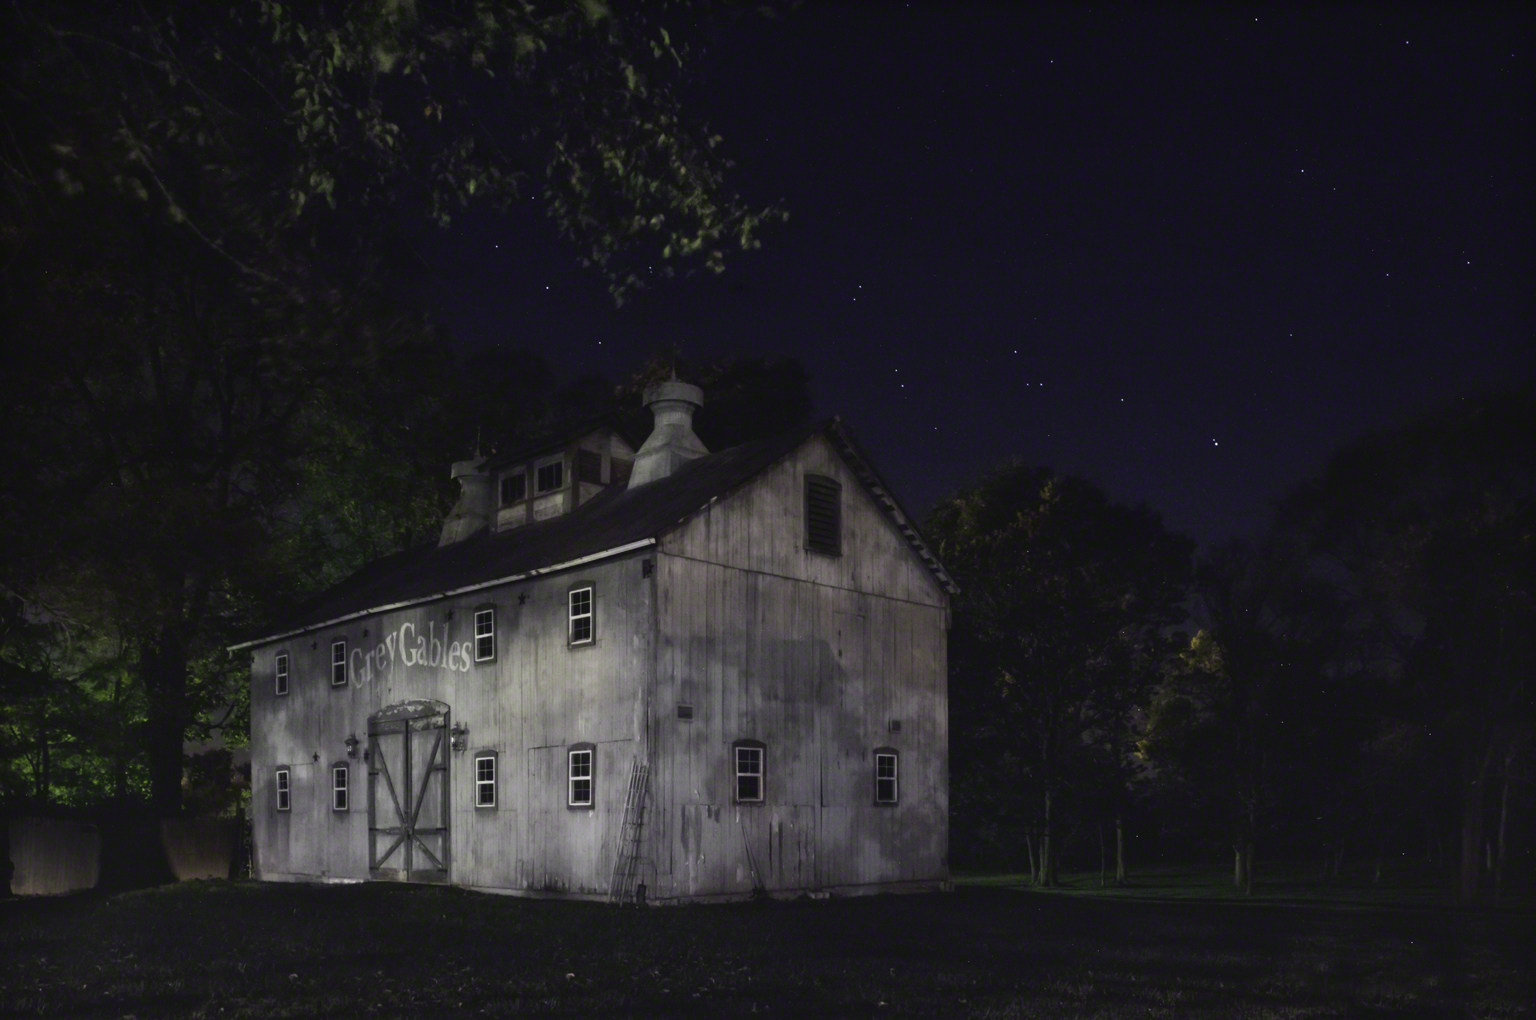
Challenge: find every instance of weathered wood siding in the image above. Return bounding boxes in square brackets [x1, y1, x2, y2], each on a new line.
[651, 434, 949, 900]
[249, 549, 652, 894]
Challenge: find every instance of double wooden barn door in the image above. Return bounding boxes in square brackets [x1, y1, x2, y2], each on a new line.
[367, 702, 450, 883]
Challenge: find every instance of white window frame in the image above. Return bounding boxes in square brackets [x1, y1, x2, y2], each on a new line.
[875, 751, 899, 805]
[332, 764, 349, 812]
[275, 768, 291, 812]
[735, 744, 764, 803]
[568, 747, 593, 807]
[568, 586, 594, 645]
[535, 457, 565, 495]
[275, 653, 289, 696]
[330, 639, 347, 687]
[474, 753, 497, 808]
[474, 607, 496, 662]
[499, 469, 527, 506]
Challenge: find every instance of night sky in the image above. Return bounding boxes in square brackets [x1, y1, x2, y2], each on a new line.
[423, 4, 1532, 547]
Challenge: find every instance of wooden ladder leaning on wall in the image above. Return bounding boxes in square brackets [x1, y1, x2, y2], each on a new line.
[608, 758, 650, 906]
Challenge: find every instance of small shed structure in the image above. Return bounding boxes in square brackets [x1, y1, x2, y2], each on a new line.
[236, 383, 956, 902]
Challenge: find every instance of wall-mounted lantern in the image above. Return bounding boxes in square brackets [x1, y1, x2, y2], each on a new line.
[450, 722, 469, 753]
[344, 734, 361, 759]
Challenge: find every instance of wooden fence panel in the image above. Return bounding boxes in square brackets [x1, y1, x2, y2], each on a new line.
[8, 817, 101, 896]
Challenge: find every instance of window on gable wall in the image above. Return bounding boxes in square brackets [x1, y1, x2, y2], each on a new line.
[275, 653, 289, 696]
[874, 750, 899, 805]
[734, 742, 765, 803]
[474, 607, 496, 662]
[804, 474, 842, 556]
[474, 753, 497, 808]
[275, 768, 290, 811]
[568, 746, 593, 807]
[331, 640, 347, 686]
[500, 471, 526, 505]
[568, 587, 594, 645]
[332, 764, 349, 811]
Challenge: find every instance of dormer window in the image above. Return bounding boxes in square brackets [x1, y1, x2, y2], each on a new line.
[499, 471, 526, 506]
[536, 459, 564, 494]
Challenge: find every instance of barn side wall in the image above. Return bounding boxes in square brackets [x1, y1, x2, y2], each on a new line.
[248, 548, 653, 895]
[651, 434, 950, 901]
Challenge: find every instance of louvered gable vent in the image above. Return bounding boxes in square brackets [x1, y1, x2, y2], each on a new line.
[804, 474, 842, 556]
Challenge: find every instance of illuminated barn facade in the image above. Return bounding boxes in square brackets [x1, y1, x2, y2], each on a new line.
[238, 382, 955, 902]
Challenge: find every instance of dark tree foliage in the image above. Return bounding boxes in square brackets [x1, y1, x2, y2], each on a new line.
[926, 464, 1193, 882]
[0, 0, 778, 816]
[1142, 541, 1350, 892]
[1276, 385, 1534, 898]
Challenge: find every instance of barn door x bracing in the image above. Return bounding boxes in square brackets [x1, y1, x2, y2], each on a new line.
[367, 701, 450, 883]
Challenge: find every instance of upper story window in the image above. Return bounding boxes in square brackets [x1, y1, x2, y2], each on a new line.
[569, 586, 594, 645]
[804, 474, 842, 556]
[332, 764, 350, 812]
[275, 653, 289, 696]
[568, 745, 594, 807]
[734, 741, 765, 803]
[474, 752, 497, 808]
[499, 471, 527, 505]
[535, 459, 564, 494]
[275, 768, 291, 812]
[874, 750, 899, 805]
[577, 449, 602, 484]
[330, 640, 348, 687]
[474, 607, 496, 662]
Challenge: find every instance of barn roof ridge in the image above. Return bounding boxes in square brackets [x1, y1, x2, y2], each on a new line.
[232, 418, 954, 651]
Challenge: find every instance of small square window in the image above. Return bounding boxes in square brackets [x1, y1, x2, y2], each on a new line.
[275, 653, 289, 696]
[536, 460, 564, 494]
[568, 748, 593, 807]
[331, 640, 347, 687]
[474, 608, 496, 662]
[499, 471, 526, 505]
[275, 768, 290, 812]
[735, 744, 764, 803]
[333, 765, 349, 812]
[569, 587, 594, 645]
[875, 752, 899, 805]
[474, 754, 497, 808]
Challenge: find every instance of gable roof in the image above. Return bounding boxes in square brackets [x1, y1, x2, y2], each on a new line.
[234, 418, 955, 650]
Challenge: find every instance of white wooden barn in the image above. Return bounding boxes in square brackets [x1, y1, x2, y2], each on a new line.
[235, 381, 956, 903]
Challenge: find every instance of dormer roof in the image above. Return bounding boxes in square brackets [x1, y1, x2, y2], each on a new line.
[232, 418, 956, 650]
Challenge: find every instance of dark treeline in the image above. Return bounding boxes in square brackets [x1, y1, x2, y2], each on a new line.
[930, 386, 1533, 900]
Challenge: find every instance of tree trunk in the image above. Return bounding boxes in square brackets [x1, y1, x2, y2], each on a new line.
[36, 724, 50, 804]
[1459, 751, 1489, 901]
[1114, 815, 1126, 886]
[1233, 843, 1246, 889]
[1098, 823, 1106, 888]
[1494, 761, 1511, 897]
[1024, 831, 1037, 885]
[141, 626, 190, 818]
[1040, 788, 1057, 887]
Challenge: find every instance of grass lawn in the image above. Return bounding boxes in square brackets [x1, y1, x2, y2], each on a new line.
[958, 862, 1532, 909]
[2, 879, 1530, 1018]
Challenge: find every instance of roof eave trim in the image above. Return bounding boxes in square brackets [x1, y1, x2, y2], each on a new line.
[824, 421, 961, 595]
[228, 537, 657, 654]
